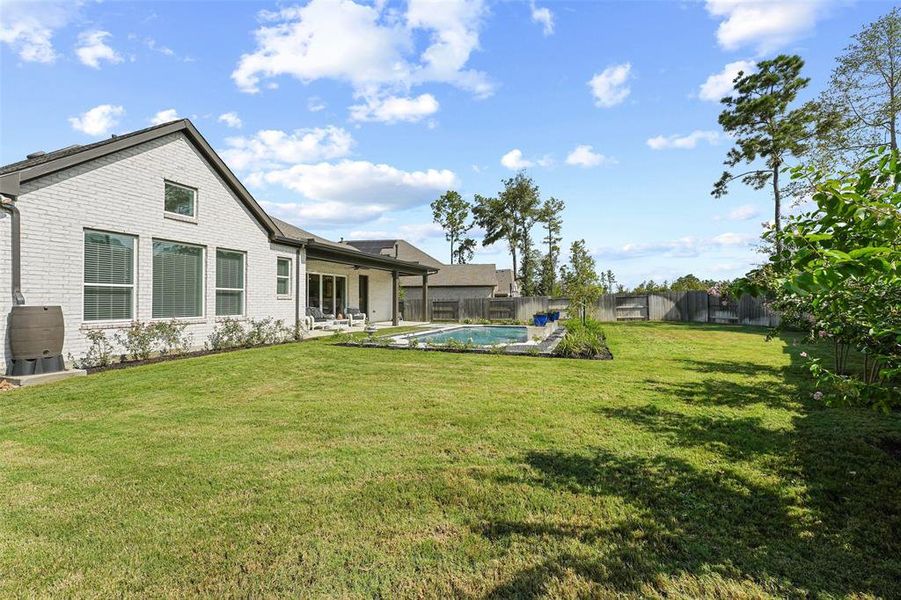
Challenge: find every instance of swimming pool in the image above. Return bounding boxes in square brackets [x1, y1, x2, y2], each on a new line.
[407, 325, 528, 346]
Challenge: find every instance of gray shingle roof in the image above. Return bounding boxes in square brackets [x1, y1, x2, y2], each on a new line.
[272, 217, 360, 252]
[0, 119, 433, 276]
[345, 239, 444, 269]
[0, 119, 183, 176]
[401, 263, 498, 287]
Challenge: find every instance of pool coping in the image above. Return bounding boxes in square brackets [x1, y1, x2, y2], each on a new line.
[344, 323, 569, 357]
[395, 324, 550, 348]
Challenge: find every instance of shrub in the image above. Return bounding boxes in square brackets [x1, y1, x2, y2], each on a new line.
[207, 318, 247, 351]
[555, 318, 609, 359]
[152, 321, 191, 356]
[738, 148, 900, 410]
[115, 322, 156, 362]
[246, 317, 293, 347]
[73, 329, 115, 368]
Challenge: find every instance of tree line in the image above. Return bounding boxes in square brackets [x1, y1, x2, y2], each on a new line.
[431, 172, 568, 297]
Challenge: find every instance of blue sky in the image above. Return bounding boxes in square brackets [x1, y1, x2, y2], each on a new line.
[1, 0, 893, 286]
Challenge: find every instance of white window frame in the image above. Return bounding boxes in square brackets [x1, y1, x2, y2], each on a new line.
[163, 180, 198, 222]
[215, 248, 247, 317]
[306, 271, 347, 315]
[82, 228, 137, 323]
[151, 238, 206, 320]
[277, 257, 293, 298]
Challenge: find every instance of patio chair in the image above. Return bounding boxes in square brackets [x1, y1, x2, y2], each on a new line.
[306, 307, 335, 329]
[345, 307, 367, 326]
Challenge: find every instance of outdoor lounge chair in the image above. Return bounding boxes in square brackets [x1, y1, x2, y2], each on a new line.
[306, 307, 335, 329]
[345, 307, 367, 326]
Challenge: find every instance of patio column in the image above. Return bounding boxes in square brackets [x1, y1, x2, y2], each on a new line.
[392, 270, 399, 326]
[421, 273, 429, 322]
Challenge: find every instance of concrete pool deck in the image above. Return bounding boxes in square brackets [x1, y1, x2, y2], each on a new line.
[371, 322, 567, 356]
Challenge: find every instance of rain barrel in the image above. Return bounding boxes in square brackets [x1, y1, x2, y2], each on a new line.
[7, 305, 66, 376]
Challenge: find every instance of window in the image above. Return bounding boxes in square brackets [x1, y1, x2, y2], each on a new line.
[164, 181, 196, 218]
[277, 257, 292, 296]
[306, 273, 346, 314]
[307, 273, 320, 308]
[216, 249, 245, 316]
[152, 240, 204, 318]
[83, 230, 135, 321]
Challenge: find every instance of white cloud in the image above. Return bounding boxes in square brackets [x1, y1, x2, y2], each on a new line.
[255, 160, 458, 225]
[307, 97, 326, 112]
[221, 126, 355, 171]
[405, 0, 492, 96]
[69, 104, 125, 137]
[232, 0, 492, 100]
[501, 149, 532, 170]
[500, 149, 532, 170]
[595, 232, 756, 260]
[349, 93, 439, 123]
[530, 1, 554, 36]
[0, 1, 78, 63]
[218, 112, 243, 129]
[75, 30, 123, 69]
[150, 109, 180, 125]
[588, 63, 632, 108]
[646, 130, 720, 150]
[705, 0, 835, 55]
[349, 222, 444, 243]
[565, 145, 613, 168]
[698, 60, 756, 102]
[714, 204, 761, 221]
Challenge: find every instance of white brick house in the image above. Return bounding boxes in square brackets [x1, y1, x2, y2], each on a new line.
[0, 120, 435, 372]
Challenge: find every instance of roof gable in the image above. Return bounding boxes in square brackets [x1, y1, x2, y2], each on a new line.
[0, 119, 281, 239]
[0, 119, 434, 276]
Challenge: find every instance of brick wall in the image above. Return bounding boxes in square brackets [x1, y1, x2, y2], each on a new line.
[1, 132, 303, 368]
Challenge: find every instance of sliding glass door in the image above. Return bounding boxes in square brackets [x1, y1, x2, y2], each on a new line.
[307, 273, 347, 315]
[307, 273, 321, 309]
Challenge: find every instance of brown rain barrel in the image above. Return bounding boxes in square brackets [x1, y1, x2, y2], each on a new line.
[7, 305, 66, 376]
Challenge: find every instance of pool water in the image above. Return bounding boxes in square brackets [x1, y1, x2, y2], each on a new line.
[408, 326, 528, 346]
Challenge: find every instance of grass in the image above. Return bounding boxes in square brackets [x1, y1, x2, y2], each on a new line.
[1, 322, 899, 598]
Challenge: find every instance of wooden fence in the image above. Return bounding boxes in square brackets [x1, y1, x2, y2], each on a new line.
[401, 291, 779, 327]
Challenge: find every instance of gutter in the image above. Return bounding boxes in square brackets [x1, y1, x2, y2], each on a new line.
[0, 194, 25, 305]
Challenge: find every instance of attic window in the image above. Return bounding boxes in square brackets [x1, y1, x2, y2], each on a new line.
[164, 181, 196, 219]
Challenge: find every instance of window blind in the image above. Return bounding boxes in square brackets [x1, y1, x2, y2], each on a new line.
[216, 249, 244, 316]
[152, 241, 204, 318]
[83, 231, 135, 321]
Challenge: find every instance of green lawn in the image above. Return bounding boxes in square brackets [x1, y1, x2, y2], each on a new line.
[2, 322, 899, 598]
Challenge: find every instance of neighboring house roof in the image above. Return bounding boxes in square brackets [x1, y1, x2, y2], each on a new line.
[0, 119, 433, 275]
[344, 239, 444, 269]
[495, 269, 518, 295]
[348, 238, 516, 289]
[401, 263, 499, 288]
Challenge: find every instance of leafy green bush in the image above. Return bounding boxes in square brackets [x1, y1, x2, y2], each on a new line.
[114, 322, 157, 361]
[555, 318, 609, 359]
[72, 329, 115, 369]
[245, 318, 293, 347]
[152, 321, 191, 356]
[207, 318, 247, 351]
[739, 148, 900, 410]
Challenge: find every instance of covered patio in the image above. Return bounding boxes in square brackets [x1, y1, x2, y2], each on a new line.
[272, 218, 437, 326]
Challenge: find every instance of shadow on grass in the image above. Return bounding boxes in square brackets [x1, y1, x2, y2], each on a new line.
[478, 336, 901, 597]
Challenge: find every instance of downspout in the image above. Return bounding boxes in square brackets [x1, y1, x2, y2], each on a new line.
[295, 246, 301, 337]
[0, 195, 25, 305]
